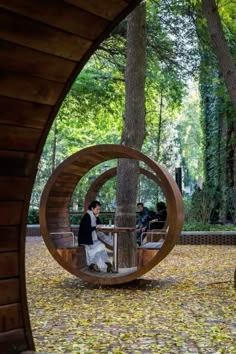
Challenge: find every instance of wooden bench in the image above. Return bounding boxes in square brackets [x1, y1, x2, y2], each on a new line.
[50, 232, 86, 269]
[137, 229, 166, 268]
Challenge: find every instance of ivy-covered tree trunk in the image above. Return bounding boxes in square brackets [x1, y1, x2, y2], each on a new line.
[197, 6, 236, 223]
[202, 0, 236, 111]
[115, 2, 146, 267]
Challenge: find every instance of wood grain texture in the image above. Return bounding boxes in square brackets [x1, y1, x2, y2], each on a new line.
[0, 328, 26, 351]
[0, 279, 20, 306]
[0, 202, 24, 225]
[0, 0, 146, 349]
[0, 96, 51, 129]
[0, 125, 42, 152]
[0, 11, 92, 60]
[0, 303, 23, 332]
[65, 0, 128, 20]
[0, 177, 30, 200]
[0, 226, 19, 252]
[0, 0, 108, 40]
[0, 40, 76, 83]
[40, 144, 184, 285]
[0, 151, 35, 177]
[0, 252, 19, 278]
[0, 70, 63, 105]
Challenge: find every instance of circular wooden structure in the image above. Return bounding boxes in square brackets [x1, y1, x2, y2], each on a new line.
[83, 166, 169, 238]
[0, 2, 146, 350]
[84, 167, 167, 211]
[40, 144, 184, 286]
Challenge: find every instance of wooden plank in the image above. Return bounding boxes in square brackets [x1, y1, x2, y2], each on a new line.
[0, 303, 23, 332]
[0, 202, 23, 225]
[0, 177, 30, 200]
[48, 190, 72, 198]
[48, 225, 70, 233]
[0, 0, 108, 40]
[57, 247, 86, 268]
[46, 209, 68, 217]
[0, 11, 92, 60]
[48, 221, 70, 229]
[0, 252, 19, 278]
[0, 279, 20, 306]
[47, 196, 71, 208]
[0, 328, 27, 351]
[0, 96, 51, 129]
[0, 226, 19, 252]
[0, 151, 36, 177]
[65, 0, 128, 20]
[0, 125, 42, 152]
[0, 70, 63, 105]
[0, 40, 75, 83]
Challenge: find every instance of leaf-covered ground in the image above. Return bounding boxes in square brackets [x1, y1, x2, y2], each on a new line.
[26, 237, 236, 354]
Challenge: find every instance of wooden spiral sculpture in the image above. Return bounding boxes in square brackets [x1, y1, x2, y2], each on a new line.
[40, 144, 184, 285]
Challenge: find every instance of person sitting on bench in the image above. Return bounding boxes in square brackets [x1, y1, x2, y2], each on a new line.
[149, 201, 167, 230]
[136, 202, 150, 246]
[78, 200, 114, 273]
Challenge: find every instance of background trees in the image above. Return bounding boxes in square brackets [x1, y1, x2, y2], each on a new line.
[30, 0, 236, 227]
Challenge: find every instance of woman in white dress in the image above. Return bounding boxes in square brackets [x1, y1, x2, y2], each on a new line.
[78, 200, 114, 272]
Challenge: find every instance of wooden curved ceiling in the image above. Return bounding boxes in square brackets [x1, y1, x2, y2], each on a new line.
[0, 1, 142, 351]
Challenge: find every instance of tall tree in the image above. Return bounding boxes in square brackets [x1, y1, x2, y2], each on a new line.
[115, 2, 146, 267]
[202, 0, 236, 111]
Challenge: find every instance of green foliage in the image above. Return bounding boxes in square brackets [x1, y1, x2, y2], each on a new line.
[183, 222, 236, 231]
[27, 208, 39, 225]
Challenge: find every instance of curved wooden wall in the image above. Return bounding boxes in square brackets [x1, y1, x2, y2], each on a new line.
[40, 144, 184, 286]
[83, 167, 166, 210]
[0, 1, 143, 351]
[83, 166, 169, 230]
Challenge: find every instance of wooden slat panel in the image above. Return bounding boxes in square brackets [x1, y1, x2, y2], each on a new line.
[0, 177, 29, 200]
[0, 226, 19, 252]
[0, 252, 19, 278]
[0, 96, 51, 129]
[0, 303, 23, 332]
[0, 70, 63, 105]
[65, 0, 128, 20]
[0, 0, 108, 40]
[46, 216, 69, 224]
[0, 279, 20, 306]
[48, 221, 70, 229]
[0, 151, 35, 176]
[0, 125, 42, 152]
[47, 196, 71, 208]
[0, 328, 26, 351]
[48, 190, 72, 197]
[0, 11, 92, 60]
[56, 174, 79, 183]
[48, 225, 70, 233]
[46, 208, 68, 216]
[0, 202, 23, 225]
[0, 40, 75, 83]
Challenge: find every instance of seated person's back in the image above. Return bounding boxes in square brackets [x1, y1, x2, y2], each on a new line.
[149, 201, 167, 230]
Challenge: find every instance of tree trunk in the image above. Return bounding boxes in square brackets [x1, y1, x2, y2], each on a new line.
[51, 121, 58, 173]
[115, 2, 146, 268]
[156, 89, 163, 160]
[202, 0, 236, 111]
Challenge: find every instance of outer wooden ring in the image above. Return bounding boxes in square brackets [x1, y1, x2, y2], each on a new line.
[40, 144, 184, 285]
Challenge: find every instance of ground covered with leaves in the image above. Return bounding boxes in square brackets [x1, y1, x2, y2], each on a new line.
[26, 237, 236, 354]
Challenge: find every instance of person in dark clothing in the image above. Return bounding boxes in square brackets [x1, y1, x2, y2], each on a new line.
[78, 200, 114, 273]
[149, 201, 167, 230]
[136, 202, 150, 245]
